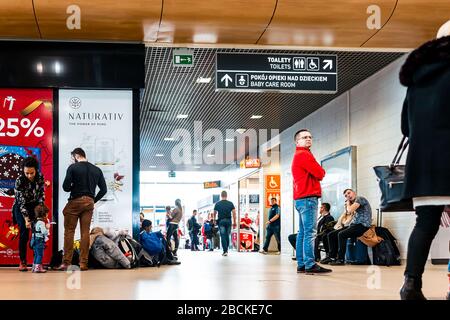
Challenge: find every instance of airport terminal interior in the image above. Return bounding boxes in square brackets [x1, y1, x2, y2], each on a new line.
[0, 1, 449, 301]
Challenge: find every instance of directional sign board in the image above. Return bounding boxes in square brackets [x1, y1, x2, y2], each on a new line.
[216, 53, 337, 93]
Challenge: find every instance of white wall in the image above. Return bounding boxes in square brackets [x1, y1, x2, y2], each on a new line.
[280, 55, 415, 258]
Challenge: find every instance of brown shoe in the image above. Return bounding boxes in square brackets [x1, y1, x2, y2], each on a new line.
[53, 263, 69, 271]
[18, 262, 28, 272]
[80, 265, 88, 271]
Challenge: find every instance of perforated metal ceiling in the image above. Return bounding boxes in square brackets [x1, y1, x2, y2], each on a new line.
[141, 47, 405, 171]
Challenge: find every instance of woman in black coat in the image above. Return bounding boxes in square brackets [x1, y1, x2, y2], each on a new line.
[13, 157, 45, 271]
[399, 22, 450, 300]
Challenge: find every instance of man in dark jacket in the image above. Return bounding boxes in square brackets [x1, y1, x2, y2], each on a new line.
[398, 23, 450, 300]
[188, 210, 201, 251]
[55, 148, 107, 271]
[261, 198, 281, 254]
[314, 202, 335, 261]
[291, 129, 331, 274]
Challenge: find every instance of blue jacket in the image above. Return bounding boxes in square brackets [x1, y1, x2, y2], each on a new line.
[140, 230, 164, 256]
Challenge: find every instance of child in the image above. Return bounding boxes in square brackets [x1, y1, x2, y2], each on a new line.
[31, 204, 50, 273]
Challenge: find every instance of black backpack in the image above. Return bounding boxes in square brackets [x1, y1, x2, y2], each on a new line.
[49, 249, 80, 269]
[373, 227, 401, 266]
[117, 235, 139, 268]
[127, 237, 157, 267]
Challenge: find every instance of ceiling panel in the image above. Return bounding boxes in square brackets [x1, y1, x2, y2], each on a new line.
[33, 0, 161, 41]
[141, 47, 404, 171]
[0, 0, 40, 38]
[158, 0, 276, 44]
[258, 0, 397, 47]
[363, 0, 450, 48]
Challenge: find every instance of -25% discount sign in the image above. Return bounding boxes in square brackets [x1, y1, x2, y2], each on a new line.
[0, 118, 44, 138]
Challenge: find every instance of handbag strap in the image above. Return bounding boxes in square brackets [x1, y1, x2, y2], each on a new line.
[391, 136, 409, 167]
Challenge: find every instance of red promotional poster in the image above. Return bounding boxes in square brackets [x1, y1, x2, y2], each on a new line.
[0, 89, 53, 265]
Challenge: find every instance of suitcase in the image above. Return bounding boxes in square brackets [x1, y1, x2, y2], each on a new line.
[345, 238, 371, 265]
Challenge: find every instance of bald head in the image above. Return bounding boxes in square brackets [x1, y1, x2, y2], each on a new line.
[437, 20, 450, 39]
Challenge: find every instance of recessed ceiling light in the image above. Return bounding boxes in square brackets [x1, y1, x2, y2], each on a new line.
[194, 166, 201, 169]
[177, 114, 188, 119]
[164, 137, 175, 141]
[196, 77, 211, 84]
[155, 154, 164, 157]
[149, 165, 157, 168]
[207, 154, 214, 157]
[225, 138, 234, 142]
[250, 115, 263, 119]
[236, 128, 246, 134]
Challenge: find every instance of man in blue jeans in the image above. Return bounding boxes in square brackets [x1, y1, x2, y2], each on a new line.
[292, 129, 332, 274]
[213, 190, 236, 256]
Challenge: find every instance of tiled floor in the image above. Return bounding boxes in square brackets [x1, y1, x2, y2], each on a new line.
[0, 250, 447, 300]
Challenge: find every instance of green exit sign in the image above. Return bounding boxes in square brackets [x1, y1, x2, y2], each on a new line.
[174, 54, 193, 65]
[173, 49, 194, 67]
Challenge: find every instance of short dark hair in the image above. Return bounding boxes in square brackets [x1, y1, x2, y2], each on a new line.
[322, 203, 331, 212]
[271, 197, 277, 201]
[294, 129, 310, 141]
[193, 209, 197, 213]
[165, 206, 171, 211]
[343, 188, 354, 195]
[22, 156, 39, 171]
[221, 190, 227, 198]
[35, 204, 49, 219]
[142, 219, 152, 229]
[71, 147, 86, 159]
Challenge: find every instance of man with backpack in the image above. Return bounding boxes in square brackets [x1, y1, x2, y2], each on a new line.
[140, 220, 180, 265]
[203, 215, 214, 251]
[188, 210, 201, 251]
[330, 189, 372, 266]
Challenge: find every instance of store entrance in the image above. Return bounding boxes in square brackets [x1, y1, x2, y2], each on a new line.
[235, 171, 261, 252]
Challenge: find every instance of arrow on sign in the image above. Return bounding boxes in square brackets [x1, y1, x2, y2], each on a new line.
[323, 60, 333, 70]
[221, 74, 233, 87]
[181, 57, 191, 63]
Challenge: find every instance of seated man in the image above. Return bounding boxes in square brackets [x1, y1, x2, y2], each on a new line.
[288, 203, 335, 261]
[240, 213, 256, 233]
[314, 202, 335, 262]
[320, 209, 354, 264]
[140, 219, 180, 265]
[329, 189, 372, 266]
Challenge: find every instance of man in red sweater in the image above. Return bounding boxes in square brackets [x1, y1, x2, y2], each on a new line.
[291, 129, 332, 275]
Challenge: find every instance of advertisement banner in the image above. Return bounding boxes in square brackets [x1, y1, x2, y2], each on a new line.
[0, 89, 53, 264]
[58, 90, 133, 248]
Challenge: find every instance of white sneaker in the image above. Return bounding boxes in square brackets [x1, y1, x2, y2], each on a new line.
[222, 252, 228, 256]
[275, 251, 281, 255]
[259, 250, 268, 254]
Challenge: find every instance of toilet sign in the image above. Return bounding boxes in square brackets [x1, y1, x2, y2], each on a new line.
[265, 174, 281, 208]
[216, 53, 337, 93]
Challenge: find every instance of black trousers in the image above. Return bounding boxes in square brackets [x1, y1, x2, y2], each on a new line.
[288, 233, 297, 250]
[314, 229, 333, 260]
[337, 224, 369, 260]
[13, 204, 30, 263]
[327, 227, 348, 259]
[166, 224, 179, 254]
[405, 205, 443, 279]
[263, 224, 281, 252]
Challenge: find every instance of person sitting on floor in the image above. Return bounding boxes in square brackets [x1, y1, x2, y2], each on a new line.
[140, 219, 180, 265]
[89, 227, 131, 269]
